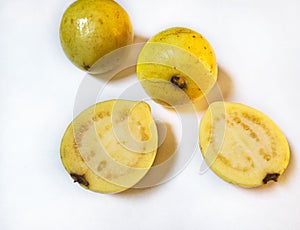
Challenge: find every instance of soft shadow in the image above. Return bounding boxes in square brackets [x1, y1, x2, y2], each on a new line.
[194, 66, 234, 112]
[87, 34, 149, 81]
[110, 66, 136, 81]
[131, 122, 178, 189]
[114, 185, 160, 199]
[133, 35, 149, 44]
[152, 122, 177, 166]
[110, 35, 149, 82]
[116, 121, 178, 197]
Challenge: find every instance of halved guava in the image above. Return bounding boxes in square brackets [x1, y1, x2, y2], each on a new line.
[60, 99, 158, 193]
[199, 101, 290, 187]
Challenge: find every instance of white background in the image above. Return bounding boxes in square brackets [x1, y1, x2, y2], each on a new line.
[1, 0, 300, 229]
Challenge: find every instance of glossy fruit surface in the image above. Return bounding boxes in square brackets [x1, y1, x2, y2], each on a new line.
[199, 101, 290, 187]
[60, 100, 158, 193]
[59, 0, 133, 71]
[137, 27, 217, 106]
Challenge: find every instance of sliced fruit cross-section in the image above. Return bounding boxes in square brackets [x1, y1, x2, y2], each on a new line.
[199, 101, 290, 187]
[60, 99, 158, 193]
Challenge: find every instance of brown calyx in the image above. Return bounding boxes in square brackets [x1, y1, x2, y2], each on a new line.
[262, 173, 280, 184]
[170, 75, 187, 89]
[70, 173, 89, 187]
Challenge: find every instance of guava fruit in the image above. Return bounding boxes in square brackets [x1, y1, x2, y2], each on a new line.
[60, 100, 158, 193]
[199, 101, 290, 187]
[136, 27, 217, 106]
[59, 0, 134, 71]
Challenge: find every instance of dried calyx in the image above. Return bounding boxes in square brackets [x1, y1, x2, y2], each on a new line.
[170, 75, 187, 89]
[70, 173, 89, 187]
[262, 173, 280, 184]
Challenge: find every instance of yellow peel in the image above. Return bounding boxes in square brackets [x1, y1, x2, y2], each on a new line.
[59, 0, 133, 71]
[137, 27, 217, 106]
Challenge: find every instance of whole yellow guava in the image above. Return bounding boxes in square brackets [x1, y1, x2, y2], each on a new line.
[59, 0, 134, 71]
[137, 27, 217, 106]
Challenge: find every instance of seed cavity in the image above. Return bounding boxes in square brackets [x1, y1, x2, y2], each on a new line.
[86, 151, 96, 161]
[262, 173, 280, 184]
[218, 154, 253, 172]
[233, 117, 241, 124]
[170, 75, 187, 89]
[70, 173, 89, 187]
[97, 160, 107, 172]
[259, 148, 272, 161]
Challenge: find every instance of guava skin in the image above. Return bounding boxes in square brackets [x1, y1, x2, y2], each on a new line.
[137, 27, 217, 106]
[59, 0, 134, 71]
